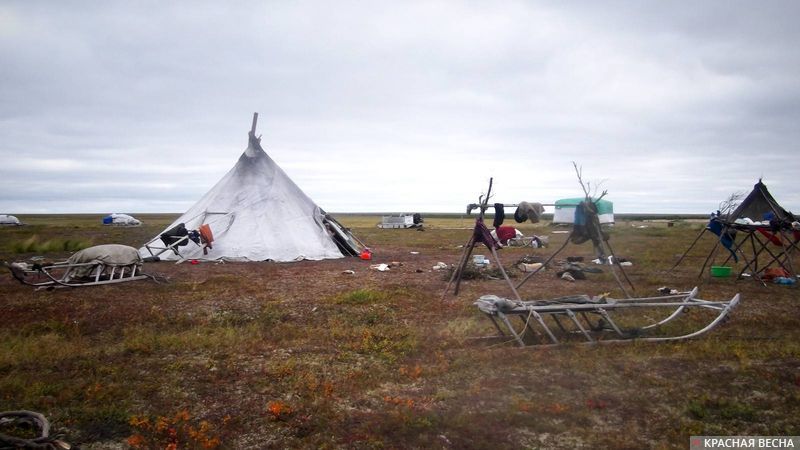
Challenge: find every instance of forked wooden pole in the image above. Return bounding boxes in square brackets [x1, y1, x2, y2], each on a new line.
[442, 177, 494, 299]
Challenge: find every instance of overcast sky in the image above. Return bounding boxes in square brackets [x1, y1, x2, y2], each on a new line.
[1, 1, 798, 215]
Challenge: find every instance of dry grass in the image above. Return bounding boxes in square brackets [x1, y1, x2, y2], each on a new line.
[0, 215, 798, 448]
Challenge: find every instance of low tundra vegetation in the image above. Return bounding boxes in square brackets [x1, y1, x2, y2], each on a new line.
[0, 215, 798, 448]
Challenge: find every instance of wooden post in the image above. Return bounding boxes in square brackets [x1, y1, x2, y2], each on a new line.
[251, 112, 259, 134]
[442, 235, 476, 299]
[489, 245, 521, 301]
[603, 239, 635, 295]
[453, 242, 476, 296]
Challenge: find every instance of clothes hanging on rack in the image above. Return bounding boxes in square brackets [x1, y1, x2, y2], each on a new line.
[514, 201, 545, 223]
[707, 217, 738, 262]
[570, 201, 609, 259]
[493, 203, 505, 227]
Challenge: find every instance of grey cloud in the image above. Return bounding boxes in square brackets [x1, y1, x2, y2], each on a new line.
[1, 1, 798, 214]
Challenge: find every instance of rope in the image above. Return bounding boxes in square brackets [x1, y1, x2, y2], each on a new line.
[145, 273, 170, 284]
[486, 308, 536, 348]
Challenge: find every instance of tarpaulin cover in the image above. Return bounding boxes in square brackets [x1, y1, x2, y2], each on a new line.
[67, 244, 143, 278]
[103, 213, 141, 226]
[0, 214, 21, 225]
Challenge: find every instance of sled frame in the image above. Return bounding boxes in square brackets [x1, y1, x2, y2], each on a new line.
[6, 260, 149, 290]
[474, 287, 739, 347]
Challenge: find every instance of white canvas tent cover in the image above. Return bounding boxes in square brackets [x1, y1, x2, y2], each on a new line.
[0, 214, 21, 225]
[140, 115, 362, 262]
[103, 213, 142, 226]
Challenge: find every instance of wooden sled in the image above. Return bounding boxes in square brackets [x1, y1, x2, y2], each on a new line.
[474, 287, 739, 347]
[5, 244, 151, 290]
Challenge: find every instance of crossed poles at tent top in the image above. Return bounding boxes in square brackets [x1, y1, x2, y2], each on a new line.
[442, 178, 635, 302]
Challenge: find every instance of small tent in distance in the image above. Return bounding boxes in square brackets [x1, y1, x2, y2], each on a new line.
[0, 214, 22, 226]
[553, 197, 614, 224]
[140, 113, 364, 262]
[102, 213, 142, 226]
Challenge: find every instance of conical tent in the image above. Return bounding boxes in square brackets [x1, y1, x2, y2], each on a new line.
[140, 115, 362, 262]
[671, 180, 798, 280]
[729, 181, 793, 222]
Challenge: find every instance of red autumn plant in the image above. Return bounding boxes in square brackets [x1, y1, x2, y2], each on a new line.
[127, 409, 223, 449]
[399, 364, 423, 380]
[266, 400, 294, 421]
[586, 399, 609, 410]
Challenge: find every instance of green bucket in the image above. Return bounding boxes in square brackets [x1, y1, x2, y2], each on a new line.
[710, 266, 732, 277]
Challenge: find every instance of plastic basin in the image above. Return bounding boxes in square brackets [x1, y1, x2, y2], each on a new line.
[710, 266, 732, 277]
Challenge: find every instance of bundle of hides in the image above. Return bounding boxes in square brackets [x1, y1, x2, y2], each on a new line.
[65, 244, 143, 280]
[514, 201, 545, 223]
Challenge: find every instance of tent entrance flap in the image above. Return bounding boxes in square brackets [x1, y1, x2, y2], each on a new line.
[323, 215, 363, 256]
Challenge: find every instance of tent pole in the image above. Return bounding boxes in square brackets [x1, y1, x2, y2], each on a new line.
[670, 228, 707, 271]
[720, 231, 748, 267]
[734, 233, 766, 285]
[442, 235, 475, 299]
[603, 239, 635, 295]
[777, 229, 797, 277]
[251, 112, 259, 134]
[515, 232, 571, 289]
[488, 245, 521, 301]
[606, 256, 631, 299]
[698, 237, 721, 279]
[763, 191, 798, 276]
